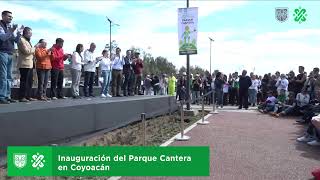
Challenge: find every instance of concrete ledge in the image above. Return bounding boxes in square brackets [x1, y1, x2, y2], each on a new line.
[0, 96, 178, 147]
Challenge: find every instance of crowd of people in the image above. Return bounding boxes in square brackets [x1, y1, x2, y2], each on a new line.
[0, 10, 177, 104]
[179, 66, 320, 147]
[254, 66, 320, 146]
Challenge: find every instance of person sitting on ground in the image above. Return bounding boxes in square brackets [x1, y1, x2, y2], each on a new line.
[297, 114, 320, 146]
[275, 89, 310, 117]
[270, 89, 288, 115]
[258, 91, 277, 113]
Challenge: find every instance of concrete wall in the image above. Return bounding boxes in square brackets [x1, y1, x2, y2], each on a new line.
[0, 96, 177, 147]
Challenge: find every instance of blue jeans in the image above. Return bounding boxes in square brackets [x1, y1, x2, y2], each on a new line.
[101, 70, 111, 95]
[0, 52, 13, 100]
[248, 89, 257, 104]
[216, 89, 223, 106]
[192, 91, 200, 104]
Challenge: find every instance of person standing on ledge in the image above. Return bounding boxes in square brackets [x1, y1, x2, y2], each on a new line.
[98, 50, 113, 98]
[35, 39, 52, 101]
[122, 50, 133, 96]
[71, 44, 84, 99]
[133, 52, 144, 95]
[17, 27, 36, 102]
[0, 10, 22, 104]
[50, 38, 71, 100]
[83, 43, 98, 97]
[111, 47, 124, 97]
[238, 70, 252, 110]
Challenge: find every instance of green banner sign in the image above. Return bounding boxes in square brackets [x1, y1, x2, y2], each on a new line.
[8, 146, 209, 176]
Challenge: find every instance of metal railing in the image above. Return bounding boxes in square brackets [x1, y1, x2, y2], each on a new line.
[140, 88, 219, 144]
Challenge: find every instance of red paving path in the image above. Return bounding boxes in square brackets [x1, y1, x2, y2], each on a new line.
[122, 110, 320, 180]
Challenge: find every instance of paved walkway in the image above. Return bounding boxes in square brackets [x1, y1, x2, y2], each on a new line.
[122, 108, 320, 180]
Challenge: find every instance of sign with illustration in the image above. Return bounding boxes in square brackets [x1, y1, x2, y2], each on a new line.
[178, 7, 198, 55]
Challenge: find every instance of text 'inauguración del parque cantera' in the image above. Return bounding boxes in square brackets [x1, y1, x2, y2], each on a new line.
[56, 154, 192, 172]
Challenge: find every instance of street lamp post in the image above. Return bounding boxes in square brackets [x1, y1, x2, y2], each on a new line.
[209, 37, 214, 75]
[106, 17, 119, 54]
[186, 0, 191, 110]
[107, 18, 112, 54]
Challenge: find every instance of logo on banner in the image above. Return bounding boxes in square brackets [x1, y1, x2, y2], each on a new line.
[275, 8, 288, 22]
[14, 153, 27, 169]
[31, 153, 45, 170]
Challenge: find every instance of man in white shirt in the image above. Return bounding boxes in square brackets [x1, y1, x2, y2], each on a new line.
[83, 43, 98, 97]
[111, 47, 125, 97]
[276, 74, 289, 97]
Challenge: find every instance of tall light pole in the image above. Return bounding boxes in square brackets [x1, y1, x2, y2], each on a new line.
[106, 16, 119, 54]
[186, 0, 191, 110]
[209, 37, 214, 75]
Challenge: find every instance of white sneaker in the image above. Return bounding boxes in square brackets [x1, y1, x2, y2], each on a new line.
[107, 94, 112, 97]
[307, 140, 320, 146]
[297, 135, 313, 142]
[101, 94, 106, 98]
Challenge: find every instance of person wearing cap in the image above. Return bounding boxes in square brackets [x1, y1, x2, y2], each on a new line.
[133, 51, 143, 95]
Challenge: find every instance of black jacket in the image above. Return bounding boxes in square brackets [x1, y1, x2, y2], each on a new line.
[239, 75, 252, 90]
